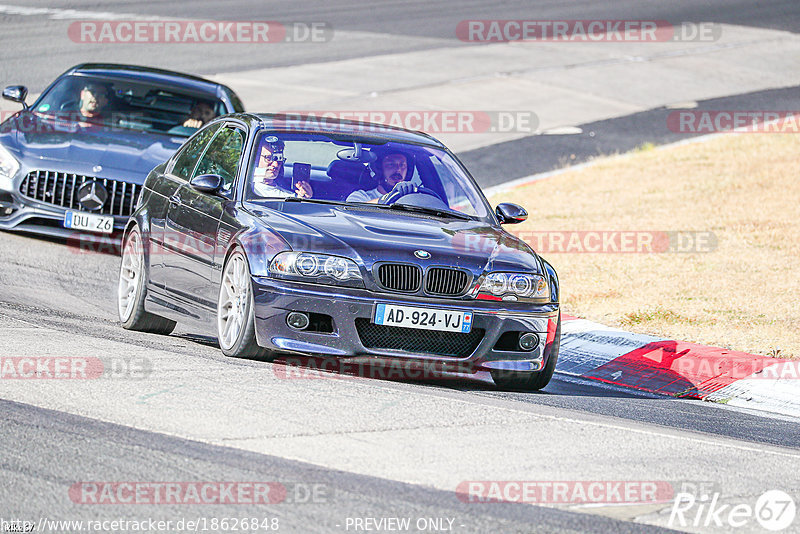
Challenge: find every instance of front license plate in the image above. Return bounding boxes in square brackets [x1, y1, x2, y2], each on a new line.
[64, 210, 114, 234]
[373, 303, 472, 333]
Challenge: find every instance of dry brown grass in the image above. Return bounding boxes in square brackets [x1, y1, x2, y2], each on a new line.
[487, 134, 800, 358]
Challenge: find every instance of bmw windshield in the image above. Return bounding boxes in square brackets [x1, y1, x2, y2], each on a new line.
[245, 132, 493, 221]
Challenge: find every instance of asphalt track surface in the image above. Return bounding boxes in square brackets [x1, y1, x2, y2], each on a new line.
[0, 192, 798, 531]
[4, 1, 799, 186]
[463, 84, 800, 187]
[1, 2, 800, 533]
[5, 0, 800, 83]
[1, 398, 673, 534]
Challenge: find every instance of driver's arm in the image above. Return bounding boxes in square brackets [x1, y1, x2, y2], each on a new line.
[378, 181, 418, 203]
[391, 181, 417, 196]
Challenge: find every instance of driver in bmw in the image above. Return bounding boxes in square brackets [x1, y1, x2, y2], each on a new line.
[346, 150, 417, 203]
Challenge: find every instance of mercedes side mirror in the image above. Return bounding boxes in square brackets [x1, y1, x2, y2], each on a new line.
[3, 85, 29, 110]
[495, 203, 528, 224]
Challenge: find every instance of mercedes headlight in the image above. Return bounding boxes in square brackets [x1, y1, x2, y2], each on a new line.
[479, 272, 549, 302]
[269, 252, 363, 287]
[0, 144, 20, 183]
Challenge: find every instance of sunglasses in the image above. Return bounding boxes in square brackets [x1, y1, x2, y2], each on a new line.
[83, 89, 108, 98]
[262, 153, 285, 163]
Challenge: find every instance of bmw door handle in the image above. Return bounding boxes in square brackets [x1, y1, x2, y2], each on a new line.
[169, 194, 182, 208]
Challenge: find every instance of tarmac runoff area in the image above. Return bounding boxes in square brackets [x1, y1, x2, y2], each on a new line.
[0, 6, 799, 531]
[0, 284, 798, 532]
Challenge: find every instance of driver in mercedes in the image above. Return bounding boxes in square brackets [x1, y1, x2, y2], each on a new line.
[75, 82, 114, 125]
[346, 150, 417, 203]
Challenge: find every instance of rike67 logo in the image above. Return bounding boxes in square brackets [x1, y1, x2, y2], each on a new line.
[669, 484, 796, 531]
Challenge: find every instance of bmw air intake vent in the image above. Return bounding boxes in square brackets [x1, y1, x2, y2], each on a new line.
[425, 268, 470, 296]
[376, 263, 422, 292]
[355, 319, 484, 358]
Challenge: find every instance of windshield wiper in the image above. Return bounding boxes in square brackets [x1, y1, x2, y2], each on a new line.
[283, 197, 472, 220]
[376, 202, 472, 221]
[281, 197, 348, 206]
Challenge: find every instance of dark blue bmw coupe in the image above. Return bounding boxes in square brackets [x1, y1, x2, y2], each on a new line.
[118, 113, 560, 390]
[0, 63, 244, 238]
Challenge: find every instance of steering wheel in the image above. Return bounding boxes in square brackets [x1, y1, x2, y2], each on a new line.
[379, 185, 445, 205]
[59, 99, 79, 111]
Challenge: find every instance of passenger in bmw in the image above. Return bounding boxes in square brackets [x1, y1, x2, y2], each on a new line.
[252, 136, 314, 198]
[346, 149, 417, 203]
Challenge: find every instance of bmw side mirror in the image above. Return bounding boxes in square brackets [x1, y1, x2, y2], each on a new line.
[3, 85, 29, 110]
[496, 203, 528, 225]
[190, 174, 223, 194]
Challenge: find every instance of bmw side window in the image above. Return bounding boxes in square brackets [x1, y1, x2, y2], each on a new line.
[170, 123, 221, 181]
[192, 126, 245, 195]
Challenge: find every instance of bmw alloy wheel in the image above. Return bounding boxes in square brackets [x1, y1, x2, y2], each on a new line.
[117, 226, 176, 334]
[218, 252, 250, 351]
[118, 229, 142, 322]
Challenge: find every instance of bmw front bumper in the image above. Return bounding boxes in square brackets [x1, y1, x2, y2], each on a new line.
[251, 277, 560, 375]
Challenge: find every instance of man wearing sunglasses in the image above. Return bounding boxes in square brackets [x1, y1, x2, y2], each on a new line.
[252, 136, 313, 198]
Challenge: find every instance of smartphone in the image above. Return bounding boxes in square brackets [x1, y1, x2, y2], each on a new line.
[292, 163, 311, 190]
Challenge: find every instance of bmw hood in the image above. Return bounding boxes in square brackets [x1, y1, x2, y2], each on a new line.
[247, 201, 544, 276]
[0, 111, 185, 183]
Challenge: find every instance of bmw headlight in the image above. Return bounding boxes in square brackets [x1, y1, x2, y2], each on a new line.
[479, 272, 549, 302]
[269, 252, 363, 287]
[0, 143, 20, 183]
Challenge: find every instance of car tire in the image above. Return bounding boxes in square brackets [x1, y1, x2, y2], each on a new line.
[217, 249, 273, 360]
[118, 226, 176, 335]
[491, 315, 561, 392]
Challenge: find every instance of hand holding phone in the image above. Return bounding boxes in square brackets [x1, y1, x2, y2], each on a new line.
[292, 163, 313, 198]
[292, 163, 311, 189]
